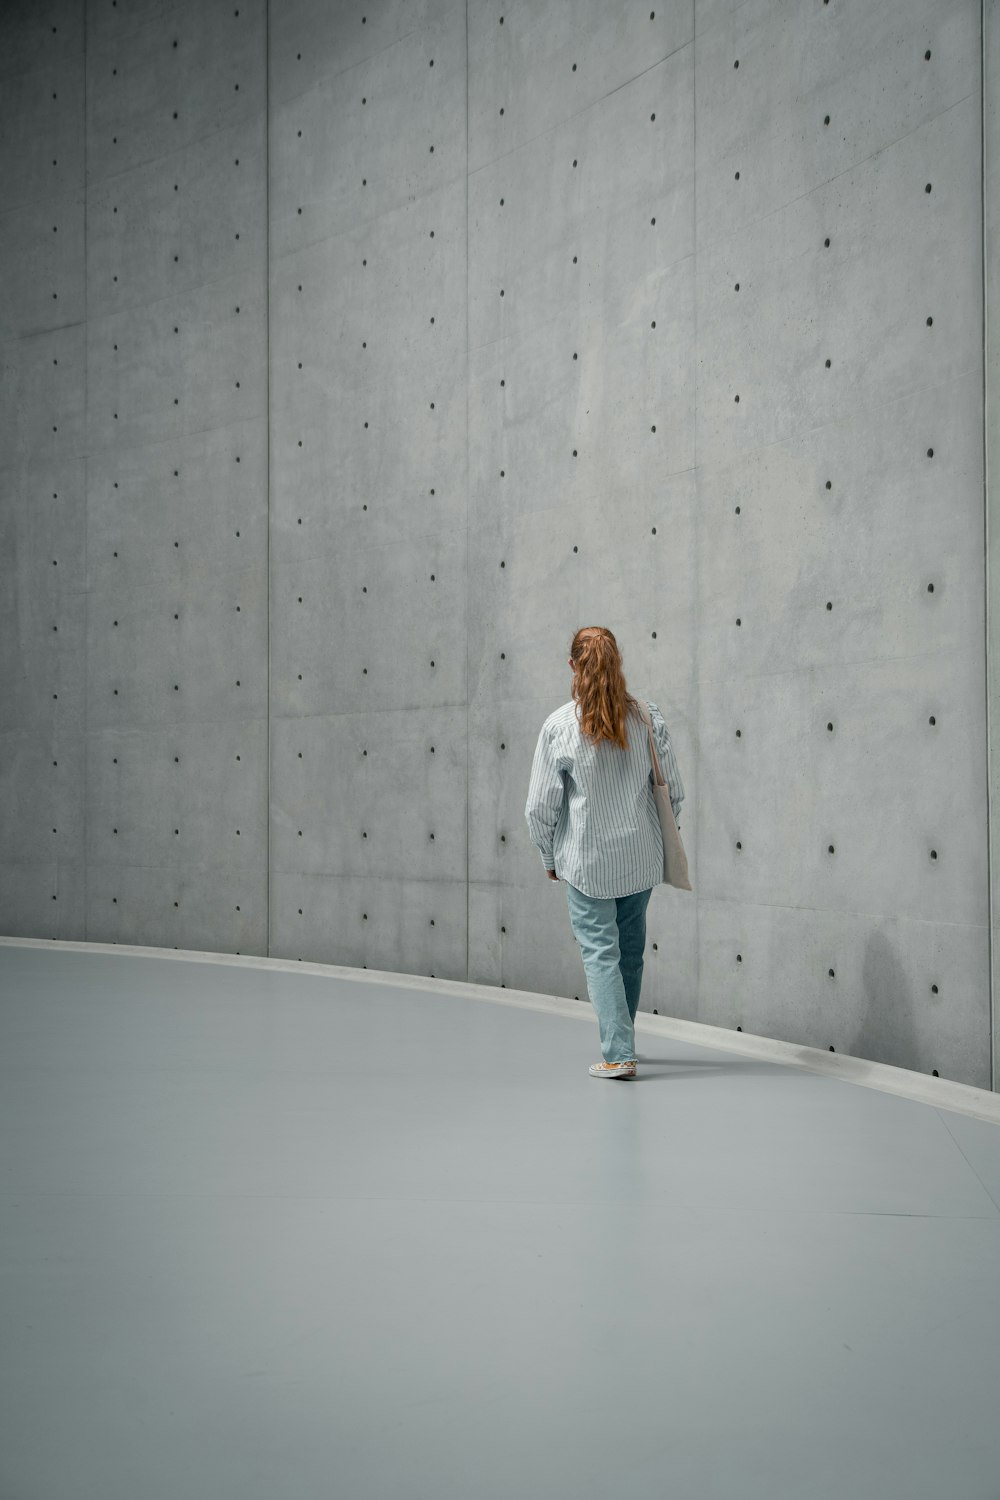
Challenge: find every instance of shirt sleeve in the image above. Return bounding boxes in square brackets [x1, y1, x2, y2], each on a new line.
[646, 700, 685, 825]
[524, 723, 564, 870]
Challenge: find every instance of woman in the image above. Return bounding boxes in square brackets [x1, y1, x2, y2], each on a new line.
[524, 626, 685, 1080]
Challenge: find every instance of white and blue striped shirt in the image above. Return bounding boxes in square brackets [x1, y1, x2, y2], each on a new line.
[524, 698, 685, 899]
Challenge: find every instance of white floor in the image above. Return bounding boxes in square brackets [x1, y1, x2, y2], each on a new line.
[2, 940, 999, 1500]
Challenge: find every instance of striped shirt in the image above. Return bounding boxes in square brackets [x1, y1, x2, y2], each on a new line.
[524, 698, 685, 899]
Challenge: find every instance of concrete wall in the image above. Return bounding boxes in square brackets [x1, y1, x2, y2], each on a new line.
[1, 0, 995, 1092]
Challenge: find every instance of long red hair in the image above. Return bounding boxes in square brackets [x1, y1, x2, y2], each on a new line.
[569, 627, 640, 750]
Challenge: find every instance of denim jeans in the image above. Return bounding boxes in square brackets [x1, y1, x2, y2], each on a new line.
[564, 881, 654, 1064]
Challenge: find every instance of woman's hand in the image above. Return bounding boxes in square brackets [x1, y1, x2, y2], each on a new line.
[546, 868, 560, 881]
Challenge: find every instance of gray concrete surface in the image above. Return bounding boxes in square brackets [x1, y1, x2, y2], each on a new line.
[1, 941, 999, 1499]
[0, 0, 996, 1095]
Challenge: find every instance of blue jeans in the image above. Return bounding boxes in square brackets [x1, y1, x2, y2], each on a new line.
[564, 882, 653, 1064]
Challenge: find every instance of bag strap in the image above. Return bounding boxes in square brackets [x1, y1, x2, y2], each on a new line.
[634, 698, 666, 788]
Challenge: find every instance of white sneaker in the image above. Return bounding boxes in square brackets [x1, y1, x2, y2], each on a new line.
[589, 1060, 637, 1078]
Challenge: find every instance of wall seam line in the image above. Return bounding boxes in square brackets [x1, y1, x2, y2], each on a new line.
[983, 0, 995, 1092]
[266, 0, 271, 960]
[692, 0, 699, 1027]
[83, 0, 89, 946]
[466, 0, 471, 986]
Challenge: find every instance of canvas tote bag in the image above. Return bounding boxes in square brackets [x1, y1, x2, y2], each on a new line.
[634, 698, 692, 892]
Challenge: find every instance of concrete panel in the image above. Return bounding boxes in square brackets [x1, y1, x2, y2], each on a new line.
[83, 697, 269, 864]
[269, 9, 466, 257]
[0, 2, 83, 83]
[0, 55, 85, 216]
[268, 236, 466, 520]
[268, 203, 466, 409]
[697, 898, 991, 1085]
[85, 416, 268, 605]
[84, 0, 263, 181]
[81, 0, 269, 960]
[270, 530, 466, 712]
[268, 689, 469, 975]
[695, 106, 982, 463]
[696, 376, 984, 682]
[694, 0, 980, 251]
[83, 540, 268, 730]
[688, 0, 987, 1086]
[85, 272, 266, 457]
[0, 1, 88, 948]
[0, 194, 86, 342]
[0, 446, 87, 740]
[268, 0, 469, 986]
[467, 64, 692, 356]
[464, 0, 696, 1049]
[696, 646, 988, 924]
[85, 123, 266, 329]
[467, 1, 694, 177]
[0, 321, 86, 465]
[0, 561, 87, 858]
[271, 870, 470, 981]
[268, 0, 459, 111]
[467, 83, 695, 499]
[83, 718, 270, 954]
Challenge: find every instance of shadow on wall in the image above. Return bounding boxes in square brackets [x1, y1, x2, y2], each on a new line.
[855, 928, 921, 1074]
